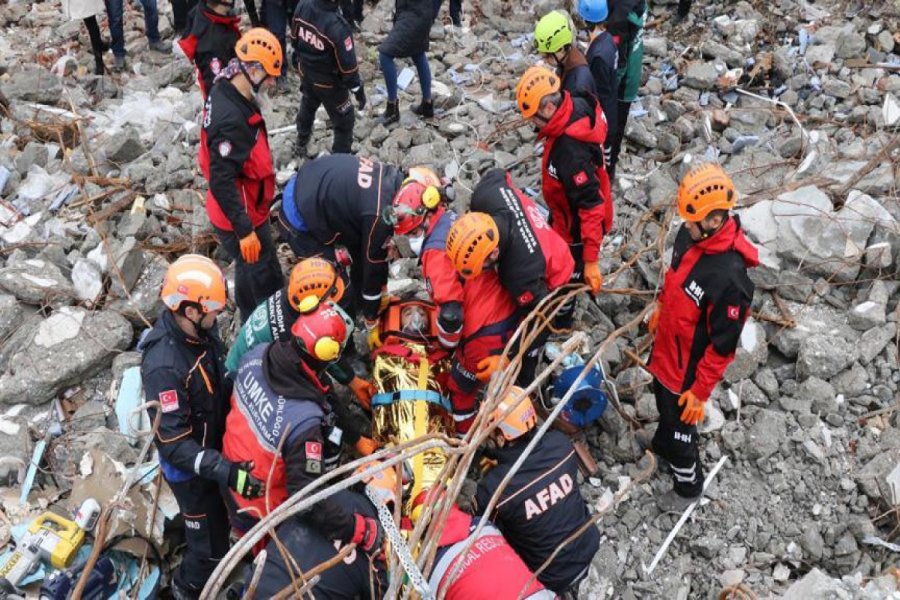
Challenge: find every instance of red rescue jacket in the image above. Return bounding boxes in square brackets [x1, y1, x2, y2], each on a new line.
[648, 217, 759, 399]
[539, 92, 612, 263]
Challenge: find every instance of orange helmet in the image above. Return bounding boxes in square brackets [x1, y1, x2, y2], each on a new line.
[288, 258, 345, 312]
[677, 162, 737, 222]
[515, 65, 560, 119]
[406, 166, 442, 188]
[355, 460, 398, 507]
[385, 180, 442, 236]
[160, 254, 227, 313]
[445, 212, 499, 279]
[235, 28, 283, 77]
[492, 386, 537, 441]
[291, 298, 353, 363]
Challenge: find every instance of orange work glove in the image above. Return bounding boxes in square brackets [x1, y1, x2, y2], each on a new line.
[354, 436, 380, 456]
[476, 355, 507, 383]
[647, 302, 662, 334]
[678, 390, 706, 425]
[349, 376, 376, 410]
[239, 231, 261, 264]
[584, 261, 603, 295]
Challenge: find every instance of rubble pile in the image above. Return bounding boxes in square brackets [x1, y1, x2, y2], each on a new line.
[0, 0, 898, 596]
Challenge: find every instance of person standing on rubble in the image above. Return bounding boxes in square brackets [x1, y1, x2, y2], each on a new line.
[605, 0, 646, 179]
[200, 28, 284, 322]
[578, 0, 618, 168]
[225, 257, 379, 454]
[105, 0, 169, 72]
[377, 0, 434, 124]
[516, 64, 612, 320]
[474, 388, 600, 596]
[178, 0, 241, 99]
[139, 255, 265, 600]
[445, 168, 574, 387]
[533, 10, 597, 99]
[384, 176, 520, 432]
[642, 163, 758, 511]
[221, 298, 385, 558]
[277, 155, 437, 345]
[291, 0, 366, 157]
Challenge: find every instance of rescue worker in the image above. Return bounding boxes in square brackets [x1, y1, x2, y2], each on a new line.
[446, 169, 575, 385]
[516, 65, 612, 306]
[578, 0, 618, 165]
[606, 0, 646, 179]
[224, 258, 378, 452]
[378, 0, 434, 123]
[475, 388, 600, 595]
[291, 0, 366, 157]
[533, 11, 597, 99]
[139, 255, 265, 599]
[201, 28, 284, 321]
[221, 298, 385, 556]
[644, 163, 758, 511]
[254, 489, 388, 598]
[418, 501, 554, 599]
[277, 155, 434, 336]
[178, 0, 241, 99]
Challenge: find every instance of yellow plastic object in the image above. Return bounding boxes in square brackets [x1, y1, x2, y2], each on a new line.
[27, 511, 85, 569]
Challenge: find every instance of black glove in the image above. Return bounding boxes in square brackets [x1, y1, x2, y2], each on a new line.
[351, 513, 383, 555]
[353, 86, 366, 110]
[228, 461, 265, 499]
[457, 478, 478, 515]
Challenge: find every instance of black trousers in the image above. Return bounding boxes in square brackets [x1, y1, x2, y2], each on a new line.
[650, 378, 704, 497]
[214, 223, 284, 323]
[171, 0, 197, 33]
[168, 477, 230, 596]
[340, 0, 363, 23]
[607, 99, 632, 181]
[554, 242, 583, 330]
[275, 212, 359, 320]
[296, 80, 355, 155]
[431, 0, 461, 23]
[677, 0, 692, 17]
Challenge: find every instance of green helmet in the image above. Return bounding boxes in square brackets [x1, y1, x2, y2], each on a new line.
[534, 11, 573, 54]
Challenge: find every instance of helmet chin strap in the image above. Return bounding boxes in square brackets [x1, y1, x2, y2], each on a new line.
[696, 213, 729, 239]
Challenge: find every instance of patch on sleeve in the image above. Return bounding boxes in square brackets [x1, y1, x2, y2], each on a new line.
[218, 140, 232, 157]
[726, 305, 741, 320]
[305, 441, 323, 461]
[573, 170, 589, 186]
[159, 390, 179, 413]
[344, 36, 353, 51]
[517, 290, 534, 306]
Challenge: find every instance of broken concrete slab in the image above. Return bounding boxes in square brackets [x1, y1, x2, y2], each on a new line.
[0, 257, 76, 307]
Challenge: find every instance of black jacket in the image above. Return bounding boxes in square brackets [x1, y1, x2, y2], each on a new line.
[139, 310, 233, 484]
[291, 0, 362, 89]
[256, 490, 388, 598]
[179, 3, 241, 97]
[291, 154, 402, 320]
[586, 31, 619, 142]
[475, 429, 600, 592]
[378, 0, 432, 58]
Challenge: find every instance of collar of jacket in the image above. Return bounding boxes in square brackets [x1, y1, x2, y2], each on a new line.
[563, 46, 589, 72]
[144, 308, 215, 349]
[541, 93, 604, 145]
[264, 340, 332, 401]
[539, 91, 574, 139]
[691, 215, 761, 267]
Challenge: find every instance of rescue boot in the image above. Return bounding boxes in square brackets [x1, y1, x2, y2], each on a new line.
[657, 488, 701, 513]
[411, 99, 434, 119]
[379, 100, 399, 125]
[295, 135, 311, 160]
[93, 54, 105, 75]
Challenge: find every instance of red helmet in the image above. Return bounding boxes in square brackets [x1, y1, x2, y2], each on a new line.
[291, 299, 354, 362]
[385, 179, 442, 236]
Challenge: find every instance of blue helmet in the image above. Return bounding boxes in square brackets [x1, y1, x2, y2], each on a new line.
[578, 0, 609, 24]
[552, 364, 608, 428]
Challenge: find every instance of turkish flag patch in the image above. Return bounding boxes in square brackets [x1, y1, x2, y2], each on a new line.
[159, 390, 179, 413]
[344, 36, 353, 51]
[517, 290, 534, 306]
[726, 305, 741, 320]
[305, 441, 323, 461]
[218, 140, 232, 157]
[573, 170, 589, 186]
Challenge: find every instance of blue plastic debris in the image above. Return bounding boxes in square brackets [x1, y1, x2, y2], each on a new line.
[115, 367, 147, 446]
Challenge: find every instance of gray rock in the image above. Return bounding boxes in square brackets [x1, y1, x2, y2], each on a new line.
[682, 61, 719, 90]
[14, 141, 50, 176]
[108, 237, 145, 296]
[835, 31, 866, 59]
[0, 257, 76, 307]
[796, 333, 857, 380]
[864, 242, 894, 269]
[117, 212, 152, 240]
[643, 37, 668, 57]
[746, 410, 787, 460]
[0, 308, 132, 405]
[724, 319, 767, 383]
[106, 252, 169, 325]
[624, 119, 657, 149]
[0, 294, 24, 341]
[71, 400, 108, 431]
[848, 300, 886, 331]
[800, 525, 825, 561]
[71, 259, 104, 305]
[831, 362, 869, 397]
[753, 368, 779, 400]
[805, 44, 835, 66]
[50, 427, 138, 475]
[0, 415, 30, 485]
[111, 351, 142, 381]
[858, 322, 896, 364]
[104, 128, 146, 164]
[783, 569, 845, 600]
[4, 67, 63, 104]
[855, 445, 900, 502]
[798, 376, 837, 415]
[822, 78, 852, 99]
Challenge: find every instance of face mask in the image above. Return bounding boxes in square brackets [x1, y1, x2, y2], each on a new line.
[408, 233, 425, 257]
